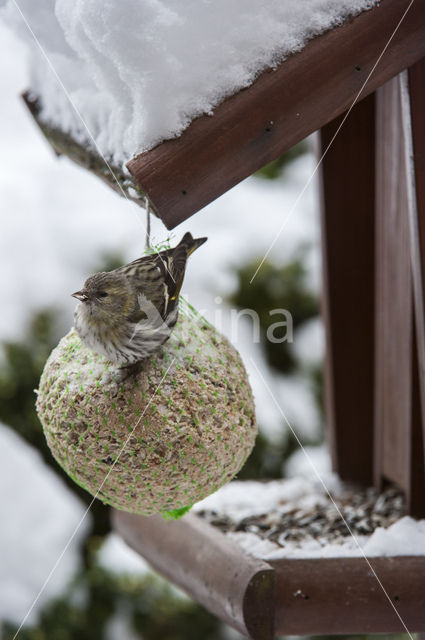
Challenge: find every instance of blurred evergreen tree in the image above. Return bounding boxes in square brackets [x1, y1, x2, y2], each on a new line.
[229, 255, 324, 481]
[228, 256, 319, 374]
[236, 431, 301, 480]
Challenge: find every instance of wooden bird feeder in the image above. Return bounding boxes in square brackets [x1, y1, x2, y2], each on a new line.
[24, 0, 425, 637]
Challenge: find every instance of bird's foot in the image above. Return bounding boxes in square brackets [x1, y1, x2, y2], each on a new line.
[115, 361, 143, 384]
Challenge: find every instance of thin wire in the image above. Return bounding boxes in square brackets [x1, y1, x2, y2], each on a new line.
[12, 358, 176, 640]
[11, 0, 175, 282]
[249, 0, 416, 284]
[145, 197, 152, 251]
[250, 357, 414, 639]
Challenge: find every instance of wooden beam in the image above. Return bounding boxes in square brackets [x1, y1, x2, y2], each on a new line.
[319, 94, 376, 485]
[127, 0, 425, 229]
[112, 510, 275, 640]
[271, 555, 425, 635]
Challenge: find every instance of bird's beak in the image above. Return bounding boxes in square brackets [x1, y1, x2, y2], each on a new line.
[71, 290, 89, 302]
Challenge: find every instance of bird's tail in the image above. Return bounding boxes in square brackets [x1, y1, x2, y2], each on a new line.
[179, 232, 208, 257]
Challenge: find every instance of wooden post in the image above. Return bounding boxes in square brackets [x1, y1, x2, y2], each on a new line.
[319, 94, 376, 485]
[374, 73, 413, 498]
[271, 556, 425, 635]
[321, 62, 425, 513]
[374, 66, 425, 516]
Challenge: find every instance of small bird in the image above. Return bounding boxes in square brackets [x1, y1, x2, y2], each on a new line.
[72, 232, 207, 365]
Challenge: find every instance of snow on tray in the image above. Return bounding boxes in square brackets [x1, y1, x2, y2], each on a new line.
[228, 517, 425, 560]
[193, 477, 425, 560]
[1, 0, 378, 163]
[194, 476, 336, 519]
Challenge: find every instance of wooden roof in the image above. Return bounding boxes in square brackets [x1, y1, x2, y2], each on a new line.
[127, 0, 425, 228]
[24, 0, 425, 229]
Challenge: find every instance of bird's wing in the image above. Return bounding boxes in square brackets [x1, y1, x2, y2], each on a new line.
[115, 249, 184, 319]
[115, 234, 207, 320]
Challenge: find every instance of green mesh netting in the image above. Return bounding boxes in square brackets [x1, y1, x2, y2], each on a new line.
[36, 302, 257, 516]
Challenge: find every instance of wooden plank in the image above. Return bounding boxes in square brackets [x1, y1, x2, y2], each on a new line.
[374, 74, 413, 493]
[374, 68, 425, 515]
[127, 0, 425, 229]
[271, 556, 425, 635]
[319, 94, 376, 485]
[112, 510, 275, 640]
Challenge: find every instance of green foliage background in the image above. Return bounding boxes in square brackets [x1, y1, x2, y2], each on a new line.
[0, 147, 414, 640]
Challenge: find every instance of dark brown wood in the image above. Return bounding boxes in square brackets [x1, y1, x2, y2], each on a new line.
[408, 58, 425, 504]
[112, 510, 275, 640]
[271, 555, 425, 635]
[127, 0, 425, 229]
[319, 94, 375, 485]
[410, 322, 425, 515]
[409, 59, 425, 306]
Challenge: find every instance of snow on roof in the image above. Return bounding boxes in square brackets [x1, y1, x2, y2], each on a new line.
[193, 477, 425, 559]
[1, 0, 378, 164]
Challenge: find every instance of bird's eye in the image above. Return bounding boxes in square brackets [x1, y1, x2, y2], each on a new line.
[98, 291, 108, 298]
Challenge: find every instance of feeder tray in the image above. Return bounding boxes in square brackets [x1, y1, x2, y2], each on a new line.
[113, 480, 425, 639]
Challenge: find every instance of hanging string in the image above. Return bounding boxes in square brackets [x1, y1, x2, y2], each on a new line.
[145, 196, 152, 251]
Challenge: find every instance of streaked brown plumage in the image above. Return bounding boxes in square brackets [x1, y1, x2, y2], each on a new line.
[72, 232, 207, 364]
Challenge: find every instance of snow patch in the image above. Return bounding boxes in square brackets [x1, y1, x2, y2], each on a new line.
[97, 533, 150, 575]
[0, 423, 89, 625]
